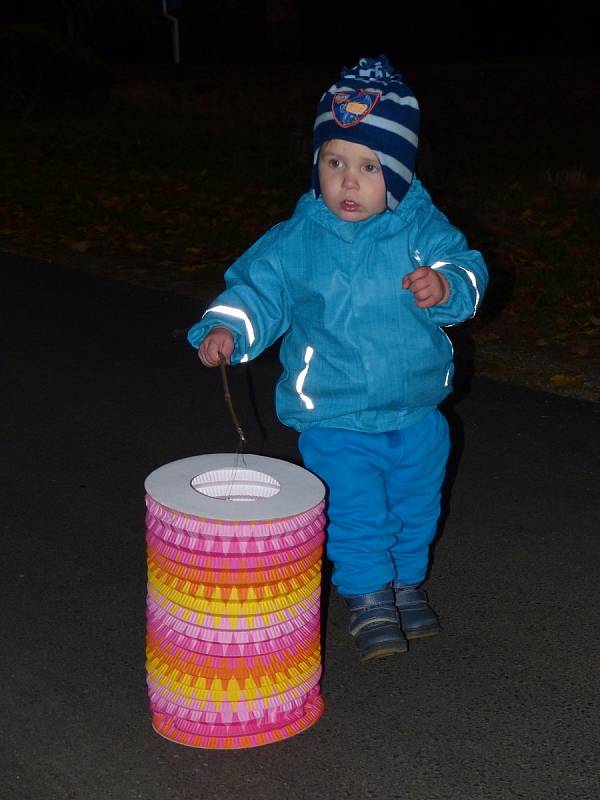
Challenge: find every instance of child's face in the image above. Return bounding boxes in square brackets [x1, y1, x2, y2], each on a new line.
[318, 139, 386, 222]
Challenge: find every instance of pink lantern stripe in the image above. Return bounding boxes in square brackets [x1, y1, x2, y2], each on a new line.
[145, 521, 326, 561]
[162, 702, 309, 738]
[146, 656, 323, 700]
[145, 597, 322, 642]
[147, 687, 316, 719]
[146, 514, 324, 558]
[145, 527, 324, 569]
[146, 647, 322, 688]
[148, 553, 322, 593]
[146, 585, 322, 630]
[146, 674, 323, 716]
[146, 569, 322, 617]
[145, 598, 321, 641]
[146, 510, 326, 547]
[147, 688, 320, 723]
[146, 653, 323, 692]
[146, 637, 321, 678]
[146, 623, 320, 662]
[162, 696, 308, 725]
[146, 609, 321, 652]
[145, 590, 322, 635]
[151, 692, 324, 749]
[146, 590, 321, 630]
[146, 559, 322, 604]
[146, 612, 320, 657]
[145, 496, 325, 539]
[145, 511, 326, 555]
[149, 690, 307, 723]
[146, 540, 323, 584]
[146, 594, 321, 643]
[146, 667, 322, 713]
[146, 639, 321, 675]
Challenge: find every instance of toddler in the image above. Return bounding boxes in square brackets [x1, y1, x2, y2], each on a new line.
[188, 56, 488, 661]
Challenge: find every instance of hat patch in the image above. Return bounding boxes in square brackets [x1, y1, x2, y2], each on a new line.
[331, 89, 380, 128]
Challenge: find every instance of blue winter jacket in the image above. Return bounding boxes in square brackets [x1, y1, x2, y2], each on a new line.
[188, 179, 488, 433]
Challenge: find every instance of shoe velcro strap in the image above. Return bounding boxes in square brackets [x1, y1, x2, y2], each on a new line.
[344, 588, 395, 611]
[355, 623, 406, 653]
[394, 589, 428, 608]
[349, 606, 398, 637]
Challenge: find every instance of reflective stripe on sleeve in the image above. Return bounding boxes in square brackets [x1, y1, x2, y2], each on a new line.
[431, 262, 481, 317]
[203, 305, 256, 346]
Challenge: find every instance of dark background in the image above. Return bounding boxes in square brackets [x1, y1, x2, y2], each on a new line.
[1, 1, 597, 65]
[1, 1, 598, 400]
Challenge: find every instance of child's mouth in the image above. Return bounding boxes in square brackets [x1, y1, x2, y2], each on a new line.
[341, 200, 359, 212]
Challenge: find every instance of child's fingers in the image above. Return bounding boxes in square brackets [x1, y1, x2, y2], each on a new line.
[207, 343, 223, 365]
[198, 346, 217, 367]
[198, 330, 234, 367]
[406, 276, 433, 295]
[216, 347, 231, 365]
[414, 293, 437, 308]
[404, 270, 446, 307]
[404, 267, 448, 307]
[198, 338, 222, 366]
[403, 266, 430, 288]
[217, 336, 234, 363]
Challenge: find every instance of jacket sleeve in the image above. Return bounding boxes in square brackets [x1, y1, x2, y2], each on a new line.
[411, 203, 488, 327]
[187, 226, 292, 363]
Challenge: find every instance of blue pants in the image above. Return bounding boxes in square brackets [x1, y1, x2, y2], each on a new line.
[298, 410, 450, 596]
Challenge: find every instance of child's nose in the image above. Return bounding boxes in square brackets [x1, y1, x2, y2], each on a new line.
[342, 170, 359, 189]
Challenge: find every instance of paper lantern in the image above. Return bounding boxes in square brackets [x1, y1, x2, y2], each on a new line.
[144, 453, 326, 749]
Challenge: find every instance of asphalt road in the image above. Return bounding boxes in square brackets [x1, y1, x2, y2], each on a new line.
[2, 254, 599, 800]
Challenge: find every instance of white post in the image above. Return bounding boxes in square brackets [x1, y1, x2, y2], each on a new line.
[161, 0, 180, 65]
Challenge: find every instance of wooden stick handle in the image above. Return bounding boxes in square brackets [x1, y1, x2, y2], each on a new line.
[219, 355, 247, 443]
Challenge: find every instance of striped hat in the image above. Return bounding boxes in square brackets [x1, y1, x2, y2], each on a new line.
[312, 56, 420, 210]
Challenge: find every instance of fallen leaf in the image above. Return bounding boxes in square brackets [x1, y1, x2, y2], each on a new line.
[548, 373, 580, 387]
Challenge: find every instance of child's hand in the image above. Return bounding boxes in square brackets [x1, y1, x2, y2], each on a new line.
[198, 326, 234, 367]
[403, 267, 449, 308]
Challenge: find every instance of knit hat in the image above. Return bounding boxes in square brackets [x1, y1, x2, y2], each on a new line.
[312, 55, 420, 210]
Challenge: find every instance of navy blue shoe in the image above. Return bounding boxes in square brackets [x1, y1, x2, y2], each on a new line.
[393, 586, 441, 639]
[344, 587, 408, 661]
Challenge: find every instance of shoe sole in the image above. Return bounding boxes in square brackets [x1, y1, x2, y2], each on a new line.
[404, 626, 441, 640]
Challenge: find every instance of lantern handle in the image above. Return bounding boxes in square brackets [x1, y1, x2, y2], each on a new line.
[219, 354, 247, 444]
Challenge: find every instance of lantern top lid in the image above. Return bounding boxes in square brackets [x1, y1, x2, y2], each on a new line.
[144, 453, 325, 521]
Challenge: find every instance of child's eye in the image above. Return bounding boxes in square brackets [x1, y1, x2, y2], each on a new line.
[328, 158, 343, 169]
[363, 163, 380, 174]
